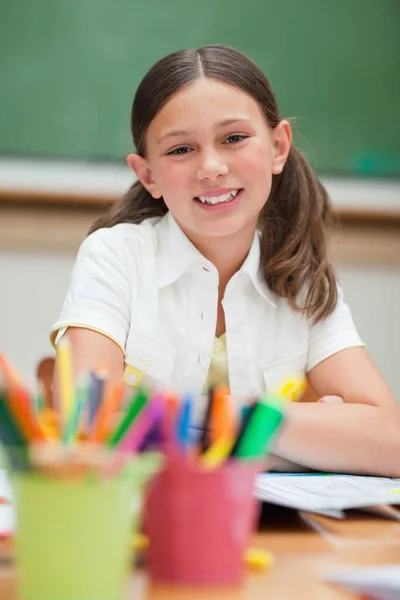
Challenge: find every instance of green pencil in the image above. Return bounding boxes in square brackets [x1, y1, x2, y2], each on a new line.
[0, 389, 30, 470]
[233, 396, 285, 461]
[63, 374, 88, 445]
[33, 392, 45, 416]
[107, 388, 149, 448]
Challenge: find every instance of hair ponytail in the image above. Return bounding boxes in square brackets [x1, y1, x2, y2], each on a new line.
[259, 145, 338, 322]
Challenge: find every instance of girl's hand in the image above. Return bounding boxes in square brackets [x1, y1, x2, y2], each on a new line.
[317, 395, 344, 403]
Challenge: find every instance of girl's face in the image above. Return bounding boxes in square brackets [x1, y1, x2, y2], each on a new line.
[128, 78, 291, 242]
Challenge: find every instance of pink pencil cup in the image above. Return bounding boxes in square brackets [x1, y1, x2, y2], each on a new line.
[144, 458, 261, 585]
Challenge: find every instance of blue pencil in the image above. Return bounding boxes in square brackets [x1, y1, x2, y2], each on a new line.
[176, 392, 193, 454]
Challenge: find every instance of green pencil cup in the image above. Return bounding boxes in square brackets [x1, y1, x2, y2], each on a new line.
[12, 453, 161, 600]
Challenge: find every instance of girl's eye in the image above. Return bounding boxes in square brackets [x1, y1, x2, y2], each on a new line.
[224, 134, 248, 144]
[167, 146, 192, 155]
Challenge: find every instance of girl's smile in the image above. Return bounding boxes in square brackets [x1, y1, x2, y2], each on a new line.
[193, 187, 243, 211]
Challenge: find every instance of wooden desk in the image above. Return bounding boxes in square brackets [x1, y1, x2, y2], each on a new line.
[1, 508, 400, 599]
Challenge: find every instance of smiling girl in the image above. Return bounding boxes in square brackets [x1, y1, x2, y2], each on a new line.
[51, 45, 400, 475]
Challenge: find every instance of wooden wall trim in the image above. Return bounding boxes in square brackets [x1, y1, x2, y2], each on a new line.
[1, 203, 399, 265]
[1, 192, 400, 225]
[0, 189, 113, 208]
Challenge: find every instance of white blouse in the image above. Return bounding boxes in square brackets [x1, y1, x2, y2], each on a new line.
[51, 212, 364, 398]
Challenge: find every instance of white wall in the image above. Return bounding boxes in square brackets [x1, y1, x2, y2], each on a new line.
[1, 249, 399, 398]
[336, 264, 400, 398]
[1, 251, 74, 387]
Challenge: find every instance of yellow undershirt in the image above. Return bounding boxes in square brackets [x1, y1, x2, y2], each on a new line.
[203, 333, 230, 393]
[124, 334, 230, 393]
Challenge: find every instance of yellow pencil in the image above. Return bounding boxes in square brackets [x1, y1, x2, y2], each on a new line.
[57, 336, 75, 429]
[200, 434, 236, 469]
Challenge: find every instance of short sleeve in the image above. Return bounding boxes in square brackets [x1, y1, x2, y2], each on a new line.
[50, 227, 134, 352]
[306, 285, 365, 372]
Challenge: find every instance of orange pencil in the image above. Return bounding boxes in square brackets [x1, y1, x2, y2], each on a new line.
[162, 393, 179, 448]
[210, 386, 232, 443]
[90, 382, 125, 443]
[165, 394, 179, 428]
[7, 383, 45, 442]
[37, 408, 60, 440]
[0, 353, 21, 387]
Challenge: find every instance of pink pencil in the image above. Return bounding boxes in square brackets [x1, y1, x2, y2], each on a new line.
[119, 392, 164, 453]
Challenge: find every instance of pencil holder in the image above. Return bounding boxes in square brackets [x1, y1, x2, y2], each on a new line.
[12, 453, 161, 600]
[144, 458, 262, 585]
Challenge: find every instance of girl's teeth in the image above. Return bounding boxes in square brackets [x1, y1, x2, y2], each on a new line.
[197, 190, 239, 204]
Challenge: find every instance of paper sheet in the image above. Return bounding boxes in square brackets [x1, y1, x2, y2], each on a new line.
[0, 470, 13, 503]
[0, 470, 14, 536]
[325, 564, 400, 600]
[0, 506, 15, 537]
[254, 473, 400, 514]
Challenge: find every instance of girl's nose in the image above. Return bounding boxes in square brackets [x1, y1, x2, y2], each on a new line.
[197, 149, 229, 180]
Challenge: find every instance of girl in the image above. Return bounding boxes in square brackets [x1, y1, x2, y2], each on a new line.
[51, 45, 400, 476]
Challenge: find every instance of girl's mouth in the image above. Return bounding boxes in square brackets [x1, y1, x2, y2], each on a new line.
[193, 189, 243, 211]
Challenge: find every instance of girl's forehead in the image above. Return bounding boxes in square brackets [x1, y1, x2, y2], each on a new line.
[148, 78, 264, 138]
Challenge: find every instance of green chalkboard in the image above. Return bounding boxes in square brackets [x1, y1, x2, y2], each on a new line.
[1, 0, 399, 175]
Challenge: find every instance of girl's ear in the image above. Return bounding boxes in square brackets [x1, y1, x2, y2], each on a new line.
[126, 154, 162, 199]
[271, 120, 293, 175]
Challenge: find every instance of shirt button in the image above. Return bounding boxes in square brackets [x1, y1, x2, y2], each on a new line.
[202, 266, 209, 272]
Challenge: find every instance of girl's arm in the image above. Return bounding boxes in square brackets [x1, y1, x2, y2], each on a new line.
[50, 226, 136, 399]
[53, 327, 125, 407]
[272, 347, 400, 477]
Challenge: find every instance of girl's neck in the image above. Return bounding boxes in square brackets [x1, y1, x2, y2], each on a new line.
[185, 224, 257, 293]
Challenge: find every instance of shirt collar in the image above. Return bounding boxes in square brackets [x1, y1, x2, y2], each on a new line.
[155, 212, 276, 308]
[155, 212, 208, 288]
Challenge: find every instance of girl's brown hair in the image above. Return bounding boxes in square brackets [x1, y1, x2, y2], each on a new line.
[91, 45, 337, 322]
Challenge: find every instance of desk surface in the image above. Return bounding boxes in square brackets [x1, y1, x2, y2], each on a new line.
[1, 507, 399, 599]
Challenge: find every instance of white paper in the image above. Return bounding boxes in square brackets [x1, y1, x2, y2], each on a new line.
[325, 564, 400, 600]
[0, 470, 14, 536]
[0, 506, 15, 536]
[0, 470, 13, 503]
[254, 473, 400, 514]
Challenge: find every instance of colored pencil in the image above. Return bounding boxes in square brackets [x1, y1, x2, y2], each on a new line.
[57, 336, 74, 427]
[90, 382, 125, 443]
[107, 388, 149, 448]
